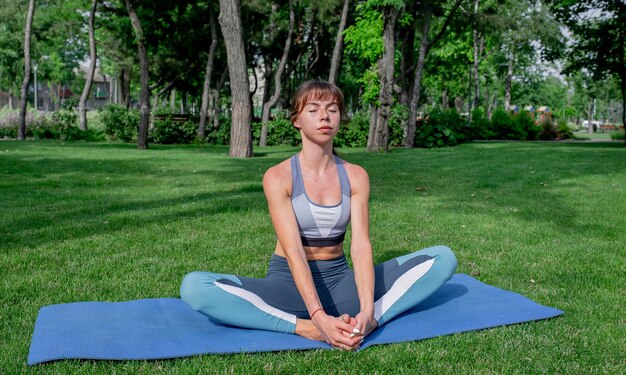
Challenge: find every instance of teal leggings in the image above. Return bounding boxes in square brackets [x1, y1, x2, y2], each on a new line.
[180, 245, 457, 334]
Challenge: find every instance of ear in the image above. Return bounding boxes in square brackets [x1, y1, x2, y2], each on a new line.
[293, 121, 301, 129]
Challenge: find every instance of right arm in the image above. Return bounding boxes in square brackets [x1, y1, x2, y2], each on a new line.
[263, 165, 360, 349]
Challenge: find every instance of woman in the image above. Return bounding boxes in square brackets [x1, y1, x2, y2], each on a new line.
[181, 80, 457, 351]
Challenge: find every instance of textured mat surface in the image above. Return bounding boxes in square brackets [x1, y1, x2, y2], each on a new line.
[28, 274, 563, 365]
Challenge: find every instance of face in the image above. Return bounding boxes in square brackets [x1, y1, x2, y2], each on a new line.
[293, 98, 341, 139]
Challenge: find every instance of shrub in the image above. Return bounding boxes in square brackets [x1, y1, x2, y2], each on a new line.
[150, 114, 197, 144]
[0, 108, 55, 139]
[336, 109, 369, 148]
[610, 129, 625, 140]
[539, 118, 557, 140]
[388, 104, 408, 147]
[99, 104, 139, 142]
[490, 108, 526, 140]
[512, 111, 540, 140]
[252, 111, 301, 147]
[206, 114, 231, 145]
[468, 107, 492, 140]
[555, 117, 573, 140]
[415, 109, 467, 148]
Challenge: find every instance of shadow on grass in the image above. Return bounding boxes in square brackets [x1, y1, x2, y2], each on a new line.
[1, 141, 624, 251]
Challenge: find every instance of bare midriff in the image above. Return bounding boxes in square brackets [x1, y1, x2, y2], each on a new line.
[274, 242, 344, 261]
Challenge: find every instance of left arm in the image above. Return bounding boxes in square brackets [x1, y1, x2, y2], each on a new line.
[346, 164, 376, 337]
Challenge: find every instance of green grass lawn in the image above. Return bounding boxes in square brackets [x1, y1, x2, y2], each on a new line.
[1, 140, 624, 373]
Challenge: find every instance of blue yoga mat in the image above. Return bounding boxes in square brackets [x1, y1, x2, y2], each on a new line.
[28, 274, 563, 365]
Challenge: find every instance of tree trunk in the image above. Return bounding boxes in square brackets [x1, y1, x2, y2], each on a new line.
[79, 0, 98, 131]
[219, 0, 252, 157]
[368, 6, 399, 152]
[367, 105, 377, 150]
[260, 0, 294, 147]
[328, 0, 350, 85]
[587, 100, 594, 134]
[125, 0, 150, 150]
[120, 67, 131, 108]
[404, 3, 432, 148]
[504, 50, 514, 110]
[198, 4, 218, 139]
[472, 0, 481, 110]
[18, 0, 35, 140]
[621, 79, 626, 147]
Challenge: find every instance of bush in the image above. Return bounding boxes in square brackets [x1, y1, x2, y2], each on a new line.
[555, 117, 573, 140]
[99, 104, 139, 142]
[513, 111, 540, 140]
[206, 114, 231, 145]
[415, 109, 467, 148]
[149, 114, 197, 144]
[490, 108, 526, 140]
[336, 109, 369, 148]
[252, 111, 301, 146]
[0, 109, 55, 139]
[539, 118, 557, 140]
[611, 129, 625, 140]
[468, 108, 492, 140]
[388, 104, 408, 147]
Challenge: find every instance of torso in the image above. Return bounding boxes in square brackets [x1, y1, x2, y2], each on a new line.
[273, 154, 352, 261]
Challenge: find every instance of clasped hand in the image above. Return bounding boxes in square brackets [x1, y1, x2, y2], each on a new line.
[312, 312, 377, 351]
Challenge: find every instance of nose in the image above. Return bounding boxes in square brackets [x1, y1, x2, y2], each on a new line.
[319, 108, 329, 121]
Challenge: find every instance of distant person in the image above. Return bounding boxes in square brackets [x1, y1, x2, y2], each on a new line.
[181, 80, 457, 350]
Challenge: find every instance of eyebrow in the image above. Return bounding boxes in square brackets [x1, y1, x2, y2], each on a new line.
[305, 101, 339, 108]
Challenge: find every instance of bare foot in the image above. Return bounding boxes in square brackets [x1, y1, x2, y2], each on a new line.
[294, 318, 323, 341]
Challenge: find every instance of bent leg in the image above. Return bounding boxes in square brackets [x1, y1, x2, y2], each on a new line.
[180, 271, 297, 334]
[373, 245, 457, 326]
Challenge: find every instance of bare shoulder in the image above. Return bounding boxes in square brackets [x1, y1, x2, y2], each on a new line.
[342, 161, 370, 194]
[263, 158, 292, 197]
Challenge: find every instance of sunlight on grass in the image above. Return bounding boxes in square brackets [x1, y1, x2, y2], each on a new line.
[1, 141, 624, 373]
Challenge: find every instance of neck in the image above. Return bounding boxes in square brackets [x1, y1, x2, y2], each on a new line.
[299, 143, 335, 174]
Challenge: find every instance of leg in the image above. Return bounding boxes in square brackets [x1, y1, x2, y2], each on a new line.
[180, 271, 298, 334]
[373, 245, 457, 326]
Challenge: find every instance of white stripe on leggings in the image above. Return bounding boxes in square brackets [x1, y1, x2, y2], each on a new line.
[215, 281, 297, 326]
[373, 258, 435, 321]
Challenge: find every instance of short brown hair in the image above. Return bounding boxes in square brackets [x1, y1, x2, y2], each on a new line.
[290, 80, 346, 124]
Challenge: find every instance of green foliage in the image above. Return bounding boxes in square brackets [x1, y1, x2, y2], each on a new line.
[514, 111, 541, 141]
[469, 108, 493, 140]
[205, 115, 231, 145]
[150, 115, 197, 144]
[490, 108, 526, 140]
[388, 103, 408, 147]
[610, 130, 624, 140]
[415, 109, 467, 148]
[344, 3, 384, 64]
[99, 104, 139, 142]
[252, 111, 300, 147]
[556, 117, 573, 140]
[539, 117, 557, 141]
[336, 109, 370, 148]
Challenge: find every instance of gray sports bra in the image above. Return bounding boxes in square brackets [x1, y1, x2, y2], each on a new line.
[290, 154, 351, 247]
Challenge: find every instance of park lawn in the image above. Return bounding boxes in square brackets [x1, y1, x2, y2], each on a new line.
[0, 140, 624, 374]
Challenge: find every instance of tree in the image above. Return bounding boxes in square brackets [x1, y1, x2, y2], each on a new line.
[18, 0, 35, 140]
[328, 0, 350, 84]
[125, 0, 150, 150]
[219, 0, 252, 157]
[260, 0, 294, 147]
[78, 0, 98, 131]
[549, 0, 626, 146]
[368, 1, 403, 152]
[404, 0, 464, 147]
[198, 2, 218, 139]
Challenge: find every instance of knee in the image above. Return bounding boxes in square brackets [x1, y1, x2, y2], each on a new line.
[180, 271, 209, 308]
[432, 245, 458, 276]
